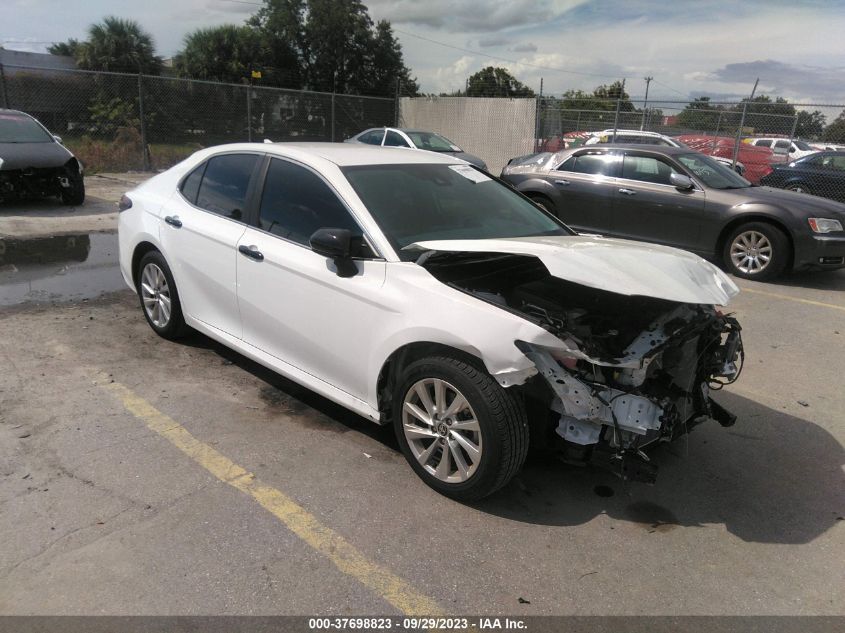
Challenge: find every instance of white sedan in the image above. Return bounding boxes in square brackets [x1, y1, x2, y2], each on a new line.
[118, 143, 744, 500]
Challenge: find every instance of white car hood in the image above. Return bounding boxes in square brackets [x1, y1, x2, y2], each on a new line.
[409, 235, 739, 305]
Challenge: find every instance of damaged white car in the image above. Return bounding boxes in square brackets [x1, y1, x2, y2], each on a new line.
[118, 143, 744, 500]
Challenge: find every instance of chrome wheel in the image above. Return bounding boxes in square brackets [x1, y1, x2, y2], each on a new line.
[729, 230, 772, 275]
[140, 263, 172, 328]
[402, 378, 482, 483]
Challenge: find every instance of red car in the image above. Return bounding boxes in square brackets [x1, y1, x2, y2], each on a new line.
[677, 135, 777, 184]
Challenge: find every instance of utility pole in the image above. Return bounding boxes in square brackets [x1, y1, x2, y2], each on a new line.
[611, 78, 625, 141]
[640, 76, 653, 130]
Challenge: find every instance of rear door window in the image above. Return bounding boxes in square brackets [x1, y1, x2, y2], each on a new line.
[195, 154, 259, 221]
[556, 152, 617, 176]
[180, 163, 206, 205]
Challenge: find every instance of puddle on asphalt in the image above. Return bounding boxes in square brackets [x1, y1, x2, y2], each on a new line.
[0, 232, 126, 306]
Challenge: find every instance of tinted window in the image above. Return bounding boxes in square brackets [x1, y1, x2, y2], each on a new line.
[754, 139, 773, 148]
[621, 155, 679, 185]
[196, 154, 258, 220]
[180, 163, 206, 204]
[384, 131, 410, 147]
[259, 158, 366, 250]
[821, 155, 845, 171]
[358, 130, 384, 145]
[774, 140, 791, 150]
[342, 164, 570, 254]
[564, 152, 616, 176]
[0, 113, 53, 143]
[677, 153, 750, 189]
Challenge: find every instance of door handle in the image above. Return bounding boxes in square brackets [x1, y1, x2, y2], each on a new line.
[164, 215, 182, 228]
[554, 179, 571, 186]
[618, 188, 637, 196]
[238, 245, 264, 261]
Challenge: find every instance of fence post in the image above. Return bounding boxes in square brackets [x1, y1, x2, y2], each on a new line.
[331, 92, 336, 142]
[787, 115, 799, 158]
[394, 77, 401, 127]
[612, 98, 622, 141]
[137, 74, 151, 171]
[246, 85, 252, 142]
[534, 77, 543, 152]
[0, 63, 9, 109]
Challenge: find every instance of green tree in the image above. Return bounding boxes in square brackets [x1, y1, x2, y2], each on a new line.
[676, 96, 728, 131]
[465, 67, 534, 97]
[175, 25, 264, 84]
[591, 80, 634, 111]
[76, 16, 162, 74]
[823, 110, 845, 143]
[795, 109, 826, 139]
[734, 95, 796, 135]
[47, 39, 82, 57]
[367, 20, 418, 97]
[303, 0, 373, 93]
[245, 0, 306, 88]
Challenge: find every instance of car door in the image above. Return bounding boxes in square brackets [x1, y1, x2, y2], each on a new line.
[236, 156, 387, 401]
[542, 149, 619, 233]
[160, 152, 261, 338]
[610, 151, 705, 250]
[816, 153, 845, 202]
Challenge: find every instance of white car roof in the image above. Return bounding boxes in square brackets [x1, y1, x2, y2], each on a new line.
[191, 141, 464, 167]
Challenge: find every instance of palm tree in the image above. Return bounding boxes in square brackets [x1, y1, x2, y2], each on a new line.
[77, 16, 162, 74]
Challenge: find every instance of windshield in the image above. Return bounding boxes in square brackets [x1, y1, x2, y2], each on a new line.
[342, 163, 572, 255]
[793, 140, 815, 151]
[677, 153, 751, 189]
[0, 113, 54, 143]
[406, 131, 462, 153]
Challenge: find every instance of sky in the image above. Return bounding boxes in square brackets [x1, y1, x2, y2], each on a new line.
[2, 0, 845, 105]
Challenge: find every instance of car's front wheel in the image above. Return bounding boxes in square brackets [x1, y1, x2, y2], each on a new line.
[393, 356, 528, 500]
[61, 172, 85, 206]
[723, 221, 790, 281]
[136, 251, 188, 340]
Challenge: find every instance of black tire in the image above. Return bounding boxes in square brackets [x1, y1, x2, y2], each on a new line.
[61, 173, 85, 206]
[528, 194, 555, 215]
[136, 251, 189, 340]
[722, 221, 790, 281]
[392, 356, 528, 501]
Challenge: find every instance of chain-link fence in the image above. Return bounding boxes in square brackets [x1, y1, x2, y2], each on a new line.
[536, 97, 845, 202]
[0, 64, 397, 173]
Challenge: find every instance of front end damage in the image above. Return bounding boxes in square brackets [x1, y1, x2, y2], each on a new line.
[418, 248, 743, 483]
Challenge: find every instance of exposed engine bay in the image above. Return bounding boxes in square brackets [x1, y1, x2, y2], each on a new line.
[419, 251, 744, 483]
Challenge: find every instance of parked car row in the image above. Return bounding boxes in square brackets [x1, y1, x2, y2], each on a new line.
[501, 144, 845, 280]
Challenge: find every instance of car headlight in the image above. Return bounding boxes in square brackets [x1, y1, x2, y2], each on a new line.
[808, 218, 843, 233]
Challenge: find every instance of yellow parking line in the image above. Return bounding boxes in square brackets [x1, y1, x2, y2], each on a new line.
[738, 286, 845, 312]
[97, 373, 442, 616]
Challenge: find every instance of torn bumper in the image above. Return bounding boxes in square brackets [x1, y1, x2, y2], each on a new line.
[518, 306, 743, 483]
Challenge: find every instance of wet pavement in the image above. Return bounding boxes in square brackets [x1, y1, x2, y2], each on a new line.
[0, 231, 125, 307]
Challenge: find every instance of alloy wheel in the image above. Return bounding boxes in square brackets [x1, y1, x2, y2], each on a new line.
[402, 378, 482, 483]
[729, 230, 773, 275]
[140, 263, 172, 328]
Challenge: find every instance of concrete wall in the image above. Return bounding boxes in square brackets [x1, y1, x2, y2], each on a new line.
[399, 96, 536, 174]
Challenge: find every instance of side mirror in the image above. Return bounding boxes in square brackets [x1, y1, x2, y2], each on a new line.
[310, 228, 357, 278]
[52, 134, 63, 144]
[670, 173, 694, 190]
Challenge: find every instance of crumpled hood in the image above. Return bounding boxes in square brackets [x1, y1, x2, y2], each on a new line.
[0, 141, 73, 170]
[409, 235, 739, 305]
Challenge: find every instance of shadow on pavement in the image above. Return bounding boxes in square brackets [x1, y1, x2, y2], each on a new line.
[179, 331, 843, 546]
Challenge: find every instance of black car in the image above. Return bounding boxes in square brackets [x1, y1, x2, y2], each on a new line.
[759, 151, 845, 203]
[501, 144, 845, 280]
[0, 109, 85, 205]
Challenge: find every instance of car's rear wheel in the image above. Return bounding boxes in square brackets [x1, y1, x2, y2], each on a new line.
[723, 222, 790, 281]
[136, 251, 188, 340]
[61, 173, 85, 206]
[528, 194, 555, 215]
[393, 356, 528, 501]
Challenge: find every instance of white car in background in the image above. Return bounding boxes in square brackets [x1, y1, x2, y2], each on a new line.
[118, 143, 743, 500]
[745, 137, 818, 160]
